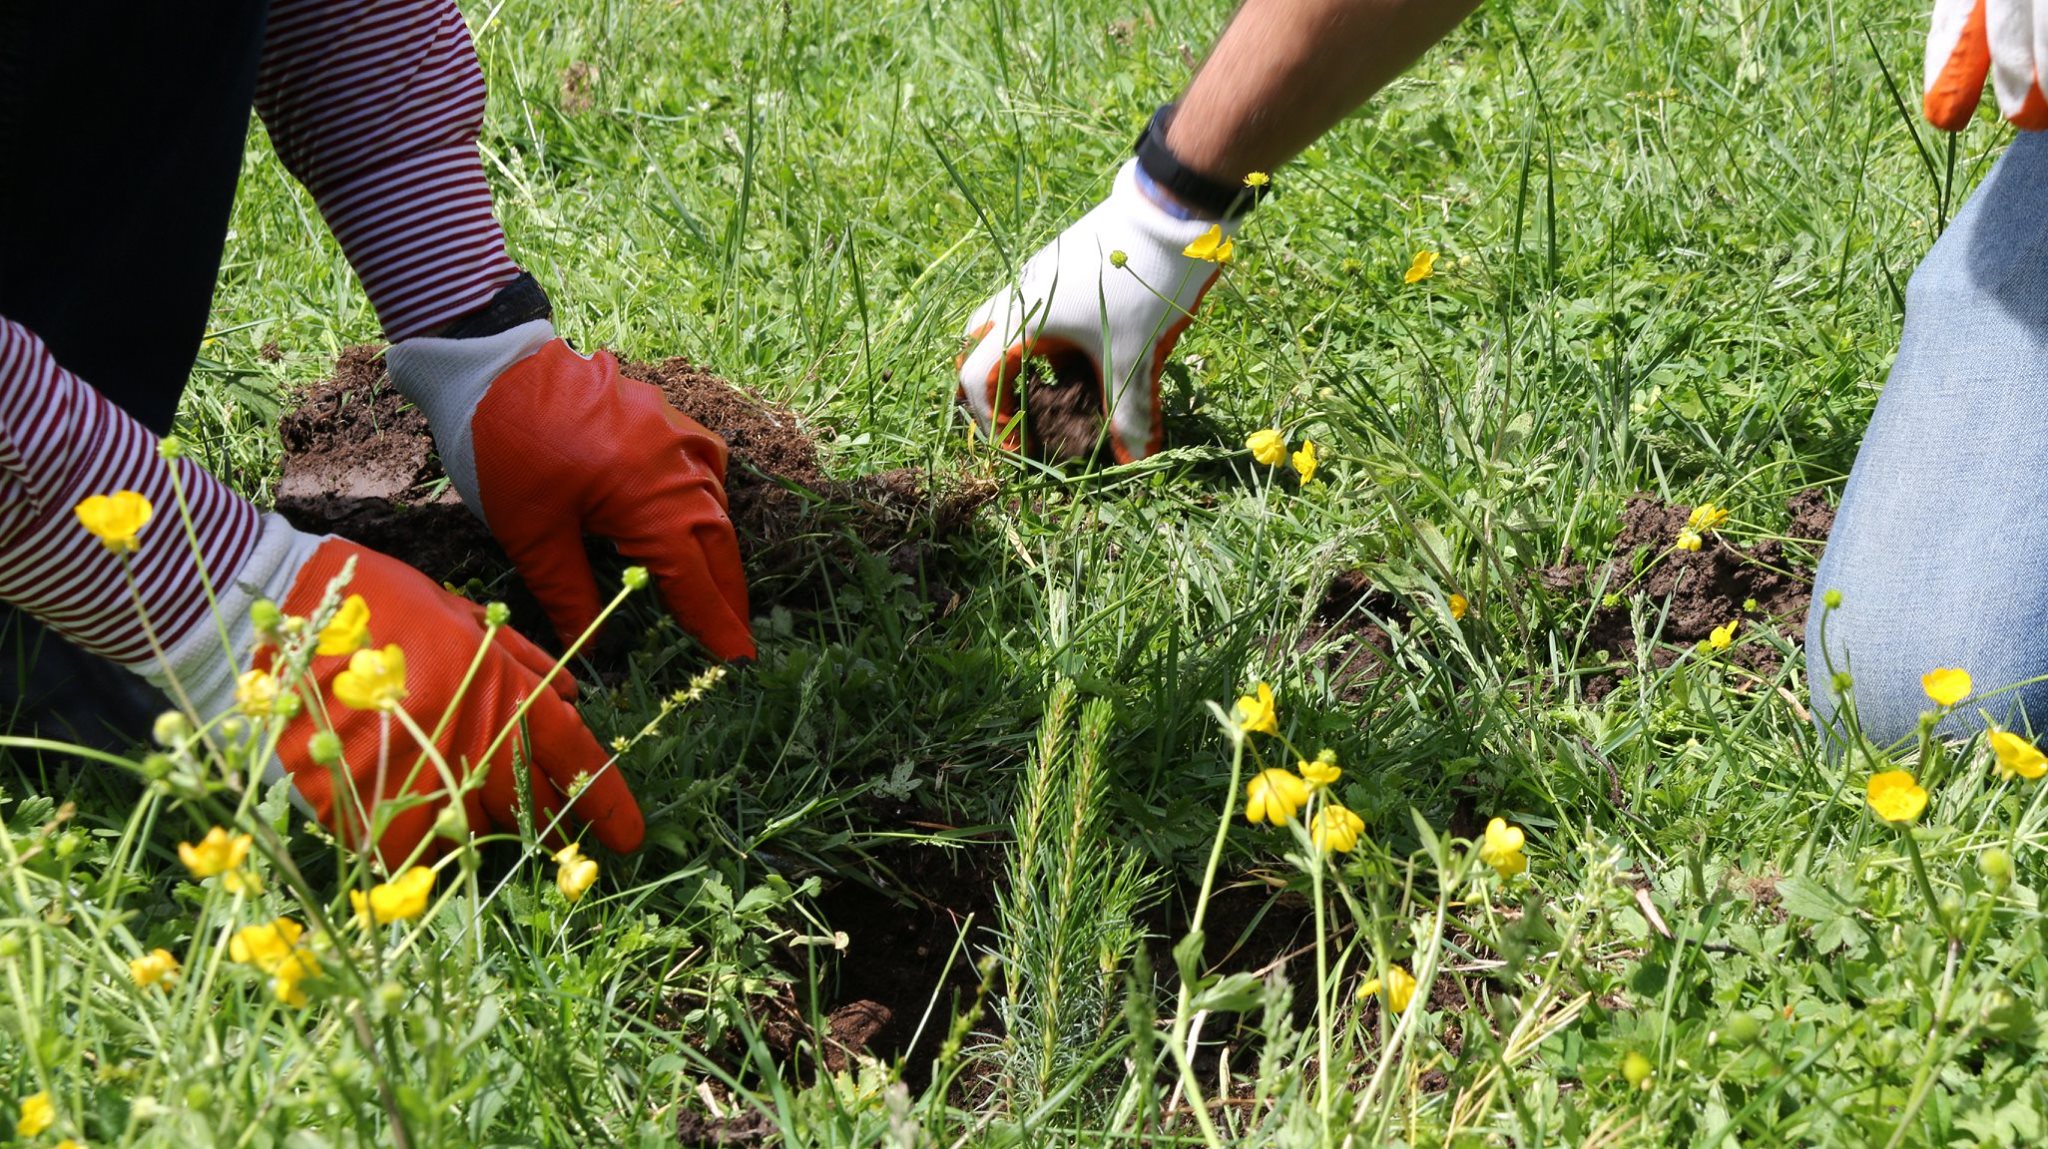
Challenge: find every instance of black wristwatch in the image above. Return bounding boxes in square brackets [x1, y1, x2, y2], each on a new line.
[1133, 103, 1269, 219]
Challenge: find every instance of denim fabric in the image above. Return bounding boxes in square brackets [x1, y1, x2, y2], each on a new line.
[1808, 131, 2048, 746]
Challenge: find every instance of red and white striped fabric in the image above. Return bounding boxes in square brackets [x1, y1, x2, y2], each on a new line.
[0, 320, 259, 666]
[0, 0, 522, 674]
[256, 0, 520, 341]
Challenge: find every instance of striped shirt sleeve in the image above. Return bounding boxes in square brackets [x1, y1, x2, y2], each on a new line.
[255, 0, 521, 342]
[0, 320, 259, 666]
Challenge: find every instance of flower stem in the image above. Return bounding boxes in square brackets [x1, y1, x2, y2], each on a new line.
[1899, 829, 1952, 939]
[1165, 731, 1246, 1149]
[1311, 797, 1333, 1129]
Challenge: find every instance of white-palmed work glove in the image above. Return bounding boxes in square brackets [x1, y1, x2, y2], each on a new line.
[1926, 0, 2048, 130]
[955, 159, 1237, 463]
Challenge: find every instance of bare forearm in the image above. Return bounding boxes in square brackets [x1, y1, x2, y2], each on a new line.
[1166, 0, 1483, 181]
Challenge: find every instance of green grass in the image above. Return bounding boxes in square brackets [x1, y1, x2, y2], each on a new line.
[5, 0, 2041, 1143]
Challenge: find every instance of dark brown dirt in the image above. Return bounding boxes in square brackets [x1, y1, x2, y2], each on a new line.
[276, 346, 497, 584]
[559, 62, 596, 115]
[807, 821, 1002, 1089]
[276, 346, 995, 642]
[1019, 357, 1108, 463]
[1786, 487, 1836, 544]
[752, 989, 895, 1075]
[1557, 493, 1833, 700]
[674, 1108, 774, 1147]
[1293, 570, 1408, 704]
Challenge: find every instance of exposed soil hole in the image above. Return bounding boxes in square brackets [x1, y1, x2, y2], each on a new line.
[276, 347, 995, 648]
[1554, 492, 1835, 701]
[805, 815, 1002, 1091]
[751, 988, 896, 1075]
[1293, 570, 1410, 704]
[798, 801, 1318, 1096]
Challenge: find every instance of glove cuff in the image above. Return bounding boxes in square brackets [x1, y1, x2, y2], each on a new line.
[1106, 159, 1243, 252]
[439, 271, 554, 339]
[135, 512, 327, 796]
[385, 319, 556, 518]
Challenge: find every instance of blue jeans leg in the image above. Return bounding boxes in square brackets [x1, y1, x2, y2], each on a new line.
[1809, 131, 2048, 746]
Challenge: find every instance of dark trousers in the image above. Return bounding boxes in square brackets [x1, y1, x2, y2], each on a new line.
[0, 0, 271, 749]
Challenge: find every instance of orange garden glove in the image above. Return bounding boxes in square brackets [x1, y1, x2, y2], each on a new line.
[0, 317, 635, 871]
[153, 521, 643, 870]
[386, 309, 754, 661]
[1926, 0, 2048, 129]
[955, 160, 1236, 463]
[270, 538, 643, 868]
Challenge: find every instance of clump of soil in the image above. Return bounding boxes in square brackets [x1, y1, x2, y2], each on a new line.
[1018, 357, 1108, 463]
[275, 346, 995, 643]
[674, 1108, 774, 1147]
[559, 62, 596, 115]
[1556, 492, 1834, 699]
[750, 990, 895, 1075]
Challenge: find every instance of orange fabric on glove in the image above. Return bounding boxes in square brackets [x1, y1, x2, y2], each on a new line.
[472, 341, 755, 661]
[1925, 0, 2048, 131]
[274, 539, 644, 870]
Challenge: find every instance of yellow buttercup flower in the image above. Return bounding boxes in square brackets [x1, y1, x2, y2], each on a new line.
[1866, 769, 1928, 824]
[554, 843, 600, 903]
[1403, 250, 1437, 284]
[1686, 503, 1730, 532]
[1183, 224, 1235, 264]
[235, 669, 280, 717]
[129, 948, 180, 989]
[1990, 729, 2048, 781]
[316, 594, 372, 657]
[1448, 593, 1469, 620]
[1706, 620, 1739, 651]
[1921, 667, 1972, 708]
[333, 644, 407, 711]
[1246, 428, 1288, 466]
[1478, 817, 1527, 878]
[1245, 768, 1310, 825]
[57, 1140, 82, 1149]
[350, 866, 436, 925]
[177, 826, 251, 880]
[1311, 804, 1365, 854]
[73, 490, 153, 553]
[1298, 749, 1340, 789]
[1232, 682, 1279, 735]
[1243, 171, 1270, 188]
[16, 1091, 53, 1137]
[1291, 439, 1318, 484]
[1358, 965, 1417, 1013]
[270, 949, 316, 1008]
[1674, 527, 1704, 552]
[229, 918, 307, 973]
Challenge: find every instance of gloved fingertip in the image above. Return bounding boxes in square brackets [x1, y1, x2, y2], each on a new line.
[956, 320, 995, 374]
[588, 795, 647, 855]
[495, 621, 579, 702]
[1927, 86, 1985, 131]
[2011, 83, 2048, 130]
